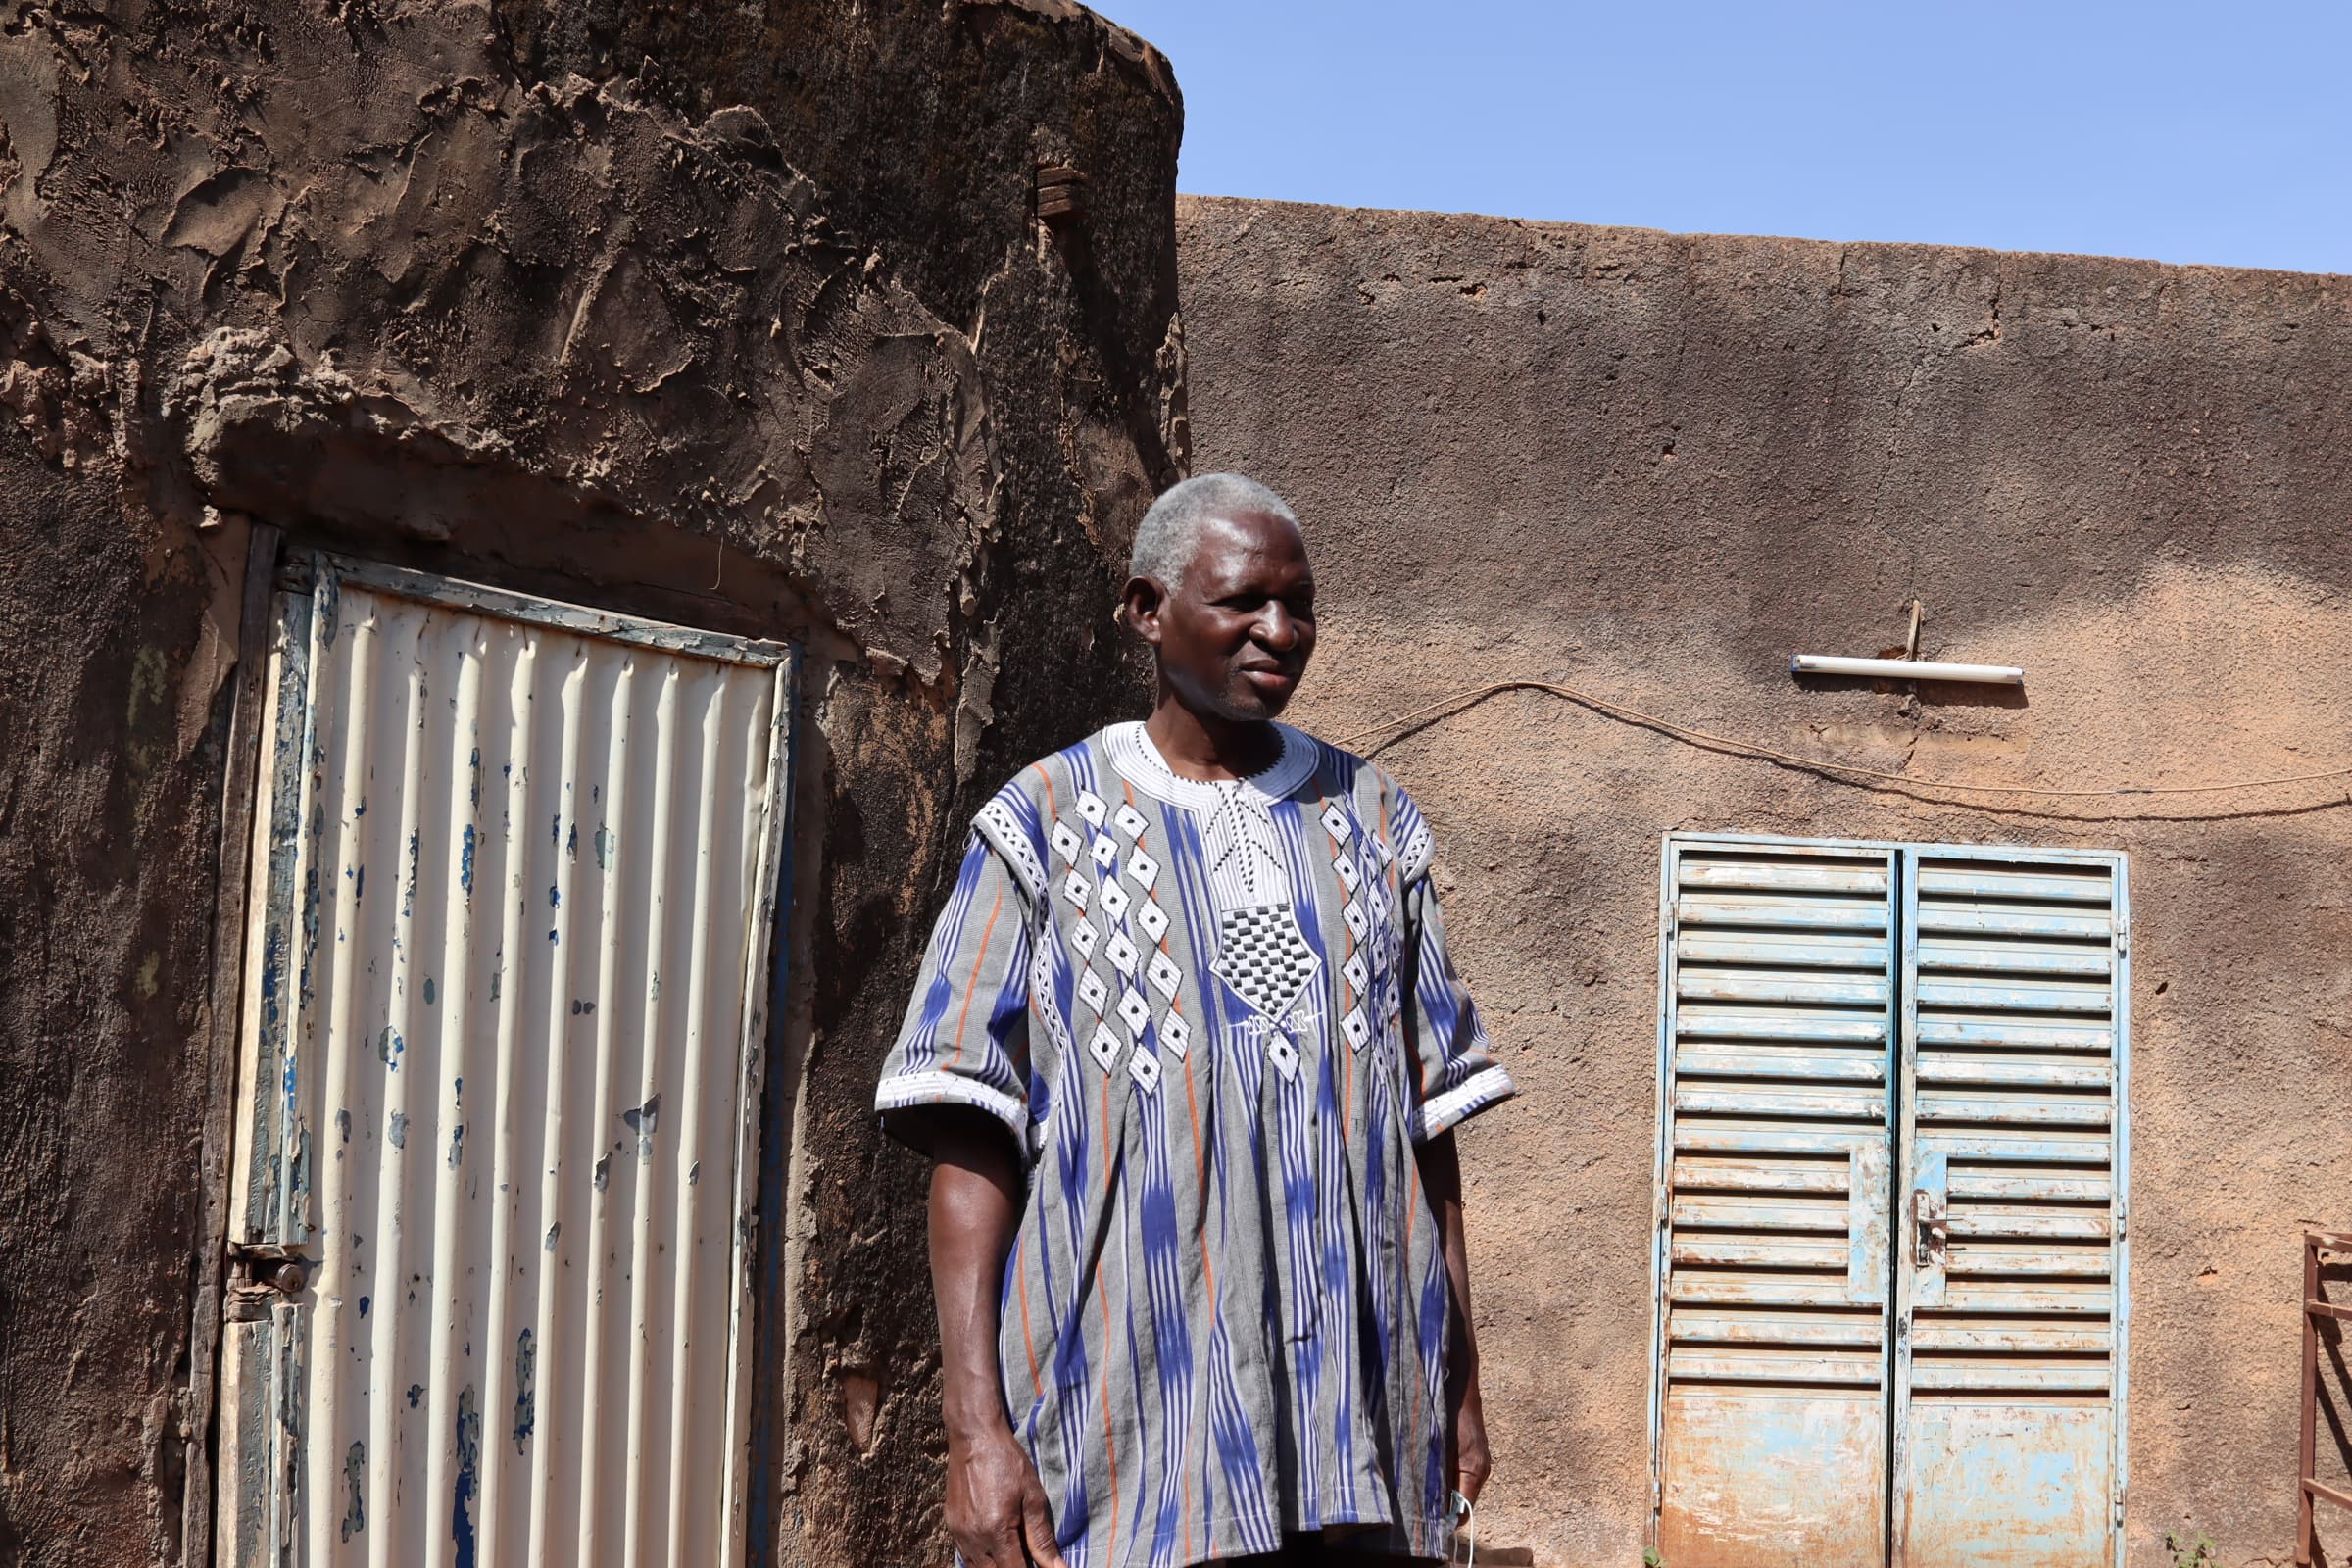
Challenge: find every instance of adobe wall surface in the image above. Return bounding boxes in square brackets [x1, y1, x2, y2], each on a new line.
[0, 3, 1174, 1563]
[1176, 194, 2352, 1567]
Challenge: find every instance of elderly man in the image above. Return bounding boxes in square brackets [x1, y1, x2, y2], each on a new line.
[875, 473, 1515, 1568]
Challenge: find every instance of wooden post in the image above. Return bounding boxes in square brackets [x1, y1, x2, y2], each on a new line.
[2303, 1232, 2322, 1568]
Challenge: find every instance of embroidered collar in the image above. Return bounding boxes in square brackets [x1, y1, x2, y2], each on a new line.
[1102, 720, 1320, 810]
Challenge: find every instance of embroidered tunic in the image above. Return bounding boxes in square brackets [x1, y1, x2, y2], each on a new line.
[876, 722, 1515, 1567]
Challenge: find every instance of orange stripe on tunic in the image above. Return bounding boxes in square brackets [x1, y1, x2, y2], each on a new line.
[1018, 1260, 1042, 1398]
[947, 882, 1004, 1069]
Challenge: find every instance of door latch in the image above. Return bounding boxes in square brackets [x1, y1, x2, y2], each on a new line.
[225, 1241, 312, 1318]
[1911, 1187, 1949, 1268]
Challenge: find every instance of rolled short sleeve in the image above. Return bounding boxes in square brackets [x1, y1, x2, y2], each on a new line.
[1395, 816, 1516, 1143]
[875, 833, 1037, 1154]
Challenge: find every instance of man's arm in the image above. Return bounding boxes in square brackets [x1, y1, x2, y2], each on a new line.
[1417, 1127, 1492, 1507]
[927, 1110, 1067, 1568]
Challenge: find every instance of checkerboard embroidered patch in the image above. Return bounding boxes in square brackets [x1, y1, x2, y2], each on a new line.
[1209, 904, 1320, 1023]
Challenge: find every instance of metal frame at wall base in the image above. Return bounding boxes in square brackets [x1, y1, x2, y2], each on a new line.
[2299, 1231, 2352, 1568]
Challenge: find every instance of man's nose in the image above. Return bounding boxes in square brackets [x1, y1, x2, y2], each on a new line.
[1254, 603, 1300, 651]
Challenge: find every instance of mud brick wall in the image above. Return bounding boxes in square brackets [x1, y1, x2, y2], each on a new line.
[1178, 193, 2352, 1568]
[0, 3, 1178, 1562]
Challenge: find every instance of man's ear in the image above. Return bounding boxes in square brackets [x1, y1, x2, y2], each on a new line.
[1121, 575, 1166, 647]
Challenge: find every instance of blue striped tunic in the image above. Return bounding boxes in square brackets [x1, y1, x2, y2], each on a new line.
[876, 722, 1515, 1566]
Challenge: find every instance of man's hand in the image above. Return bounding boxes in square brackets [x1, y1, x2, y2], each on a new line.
[1448, 1364, 1493, 1506]
[945, 1422, 1066, 1568]
[1418, 1127, 1494, 1510]
[926, 1112, 1060, 1566]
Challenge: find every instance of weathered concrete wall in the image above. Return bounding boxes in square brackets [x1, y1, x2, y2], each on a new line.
[0, 3, 1175, 1562]
[1177, 194, 2352, 1567]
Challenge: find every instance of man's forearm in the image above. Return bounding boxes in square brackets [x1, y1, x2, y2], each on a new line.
[1417, 1128, 1479, 1374]
[928, 1116, 1025, 1439]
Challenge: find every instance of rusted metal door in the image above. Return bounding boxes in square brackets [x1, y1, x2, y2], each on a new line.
[215, 556, 795, 1567]
[1893, 847, 2130, 1568]
[1651, 835, 2129, 1568]
[1650, 838, 1898, 1567]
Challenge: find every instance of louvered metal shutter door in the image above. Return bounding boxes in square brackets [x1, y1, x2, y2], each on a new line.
[1894, 848, 2129, 1568]
[1651, 839, 1897, 1568]
[216, 561, 793, 1568]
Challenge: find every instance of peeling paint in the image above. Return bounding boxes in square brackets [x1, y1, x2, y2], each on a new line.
[452, 1385, 481, 1568]
[340, 1440, 366, 1541]
[623, 1094, 661, 1158]
[512, 1329, 536, 1454]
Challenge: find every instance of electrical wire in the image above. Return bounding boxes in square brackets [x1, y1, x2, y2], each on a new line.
[1337, 678, 2352, 799]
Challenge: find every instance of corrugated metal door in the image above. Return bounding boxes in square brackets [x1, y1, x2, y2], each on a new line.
[1893, 847, 2130, 1568]
[1650, 835, 2129, 1568]
[1650, 839, 1897, 1567]
[215, 556, 794, 1568]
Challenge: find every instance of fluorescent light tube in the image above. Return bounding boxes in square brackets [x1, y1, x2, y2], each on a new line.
[1790, 654, 2024, 685]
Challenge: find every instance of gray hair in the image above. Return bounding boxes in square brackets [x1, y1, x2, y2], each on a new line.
[1128, 472, 1302, 589]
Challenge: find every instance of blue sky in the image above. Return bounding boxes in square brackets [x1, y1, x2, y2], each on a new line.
[1091, 1, 2352, 275]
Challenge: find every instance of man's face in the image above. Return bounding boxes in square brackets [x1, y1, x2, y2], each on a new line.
[1129, 509, 1317, 722]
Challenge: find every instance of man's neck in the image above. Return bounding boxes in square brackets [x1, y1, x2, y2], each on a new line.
[1144, 695, 1282, 783]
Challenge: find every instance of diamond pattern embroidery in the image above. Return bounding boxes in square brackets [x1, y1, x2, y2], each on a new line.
[1136, 902, 1169, 944]
[1062, 869, 1090, 912]
[1128, 1045, 1162, 1092]
[1091, 833, 1118, 869]
[1104, 930, 1140, 977]
[1146, 949, 1182, 1001]
[1210, 905, 1320, 1023]
[1343, 902, 1368, 942]
[1051, 820, 1084, 864]
[1076, 790, 1108, 828]
[1077, 967, 1109, 1014]
[1117, 988, 1151, 1037]
[1342, 1008, 1371, 1052]
[1126, 850, 1159, 891]
[1265, 1034, 1299, 1079]
[1343, 953, 1369, 993]
[1099, 880, 1132, 921]
[1320, 801, 1352, 842]
[1158, 1009, 1191, 1058]
[1333, 853, 1361, 893]
[1114, 803, 1150, 840]
[1087, 1020, 1121, 1072]
[1068, 919, 1099, 961]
